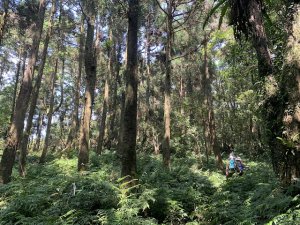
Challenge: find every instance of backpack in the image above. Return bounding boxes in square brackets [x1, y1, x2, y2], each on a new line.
[229, 158, 235, 169]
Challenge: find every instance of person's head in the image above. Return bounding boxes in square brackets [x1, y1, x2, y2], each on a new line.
[236, 156, 241, 161]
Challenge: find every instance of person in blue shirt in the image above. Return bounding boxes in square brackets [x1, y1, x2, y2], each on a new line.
[226, 154, 236, 178]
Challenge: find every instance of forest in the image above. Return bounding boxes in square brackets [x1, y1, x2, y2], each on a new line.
[0, 0, 300, 224]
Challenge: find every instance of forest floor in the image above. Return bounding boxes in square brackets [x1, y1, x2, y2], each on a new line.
[0, 150, 299, 225]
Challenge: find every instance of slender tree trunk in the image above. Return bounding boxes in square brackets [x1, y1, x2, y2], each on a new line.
[202, 35, 224, 170]
[96, 27, 114, 154]
[202, 36, 212, 156]
[96, 69, 109, 154]
[19, 0, 56, 176]
[0, 0, 9, 45]
[179, 74, 184, 115]
[10, 49, 23, 123]
[118, 92, 125, 158]
[39, 58, 59, 164]
[186, 72, 194, 122]
[56, 59, 65, 135]
[108, 41, 121, 149]
[145, 27, 151, 119]
[0, 0, 46, 184]
[78, 0, 97, 171]
[162, 0, 173, 168]
[33, 110, 44, 151]
[64, 16, 84, 154]
[120, 0, 139, 179]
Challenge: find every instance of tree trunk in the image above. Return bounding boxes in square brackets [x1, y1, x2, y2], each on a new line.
[108, 40, 121, 150]
[202, 34, 224, 170]
[145, 9, 153, 120]
[279, 2, 300, 184]
[39, 58, 58, 164]
[0, 0, 46, 184]
[33, 110, 44, 151]
[248, 0, 273, 79]
[78, 0, 97, 171]
[19, 0, 56, 176]
[96, 27, 114, 154]
[246, 0, 283, 178]
[120, 0, 139, 179]
[64, 15, 84, 154]
[96, 70, 109, 154]
[245, 0, 300, 183]
[0, 0, 9, 45]
[162, 0, 173, 168]
[10, 49, 23, 123]
[56, 59, 65, 145]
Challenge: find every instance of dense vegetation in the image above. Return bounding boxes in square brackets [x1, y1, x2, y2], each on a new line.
[0, 0, 299, 224]
[0, 151, 299, 224]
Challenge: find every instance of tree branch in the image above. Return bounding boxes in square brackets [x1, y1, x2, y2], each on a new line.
[155, 0, 168, 15]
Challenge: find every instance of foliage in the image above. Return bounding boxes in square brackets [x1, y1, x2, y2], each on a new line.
[1, 151, 298, 224]
[0, 84, 13, 139]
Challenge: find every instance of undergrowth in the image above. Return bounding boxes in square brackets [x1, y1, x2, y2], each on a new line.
[0, 150, 299, 224]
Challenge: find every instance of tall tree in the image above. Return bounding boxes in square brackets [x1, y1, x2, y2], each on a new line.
[120, 0, 139, 179]
[39, 58, 59, 164]
[227, 0, 298, 183]
[33, 108, 44, 151]
[64, 15, 85, 154]
[78, 0, 97, 171]
[96, 20, 114, 154]
[156, 0, 173, 168]
[277, 1, 300, 184]
[202, 34, 224, 170]
[10, 48, 24, 123]
[19, 0, 57, 176]
[0, 0, 47, 184]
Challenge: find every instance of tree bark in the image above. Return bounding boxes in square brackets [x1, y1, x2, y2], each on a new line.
[10, 49, 24, 123]
[120, 0, 139, 179]
[39, 58, 59, 164]
[78, 0, 97, 171]
[248, 0, 273, 79]
[162, 0, 173, 168]
[108, 40, 121, 150]
[245, 0, 300, 184]
[19, 0, 56, 176]
[0, 0, 46, 184]
[279, 2, 300, 184]
[202, 34, 224, 170]
[246, 0, 282, 178]
[33, 110, 44, 151]
[64, 15, 84, 154]
[96, 26, 114, 154]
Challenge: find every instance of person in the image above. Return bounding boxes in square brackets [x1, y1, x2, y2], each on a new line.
[235, 156, 245, 176]
[225, 154, 245, 178]
[226, 155, 236, 178]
